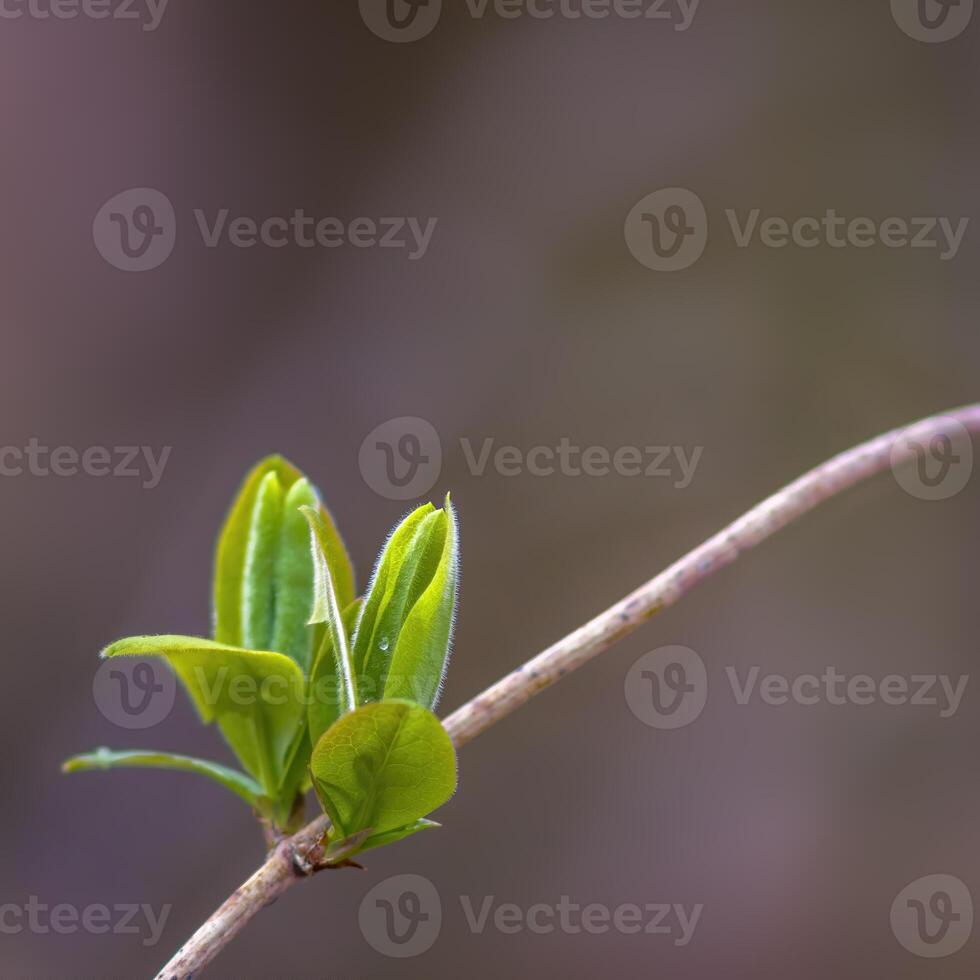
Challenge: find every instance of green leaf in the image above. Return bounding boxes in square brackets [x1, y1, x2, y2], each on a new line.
[303, 505, 357, 709]
[321, 828, 375, 865]
[302, 490, 356, 614]
[350, 503, 434, 702]
[358, 818, 440, 855]
[214, 455, 299, 649]
[351, 498, 459, 709]
[212, 456, 355, 671]
[102, 635, 306, 796]
[384, 497, 459, 709]
[318, 820, 439, 864]
[270, 478, 322, 673]
[241, 470, 284, 651]
[61, 748, 263, 809]
[307, 599, 363, 749]
[310, 700, 456, 840]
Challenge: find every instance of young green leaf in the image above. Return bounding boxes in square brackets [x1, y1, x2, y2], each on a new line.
[213, 456, 355, 668]
[241, 470, 284, 651]
[320, 821, 438, 865]
[358, 818, 440, 855]
[321, 828, 375, 865]
[349, 503, 434, 702]
[102, 635, 306, 796]
[61, 748, 264, 809]
[384, 496, 458, 709]
[310, 700, 457, 840]
[301, 490, 355, 614]
[303, 506, 357, 707]
[351, 498, 459, 708]
[214, 455, 299, 649]
[269, 478, 322, 673]
[307, 599, 363, 749]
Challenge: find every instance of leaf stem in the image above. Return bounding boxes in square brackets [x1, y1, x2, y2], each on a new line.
[153, 404, 980, 979]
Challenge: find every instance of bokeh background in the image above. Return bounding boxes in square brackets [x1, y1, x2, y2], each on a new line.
[2, 1, 979, 976]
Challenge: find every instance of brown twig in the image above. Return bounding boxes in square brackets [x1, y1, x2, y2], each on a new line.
[155, 815, 329, 980]
[154, 404, 980, 979]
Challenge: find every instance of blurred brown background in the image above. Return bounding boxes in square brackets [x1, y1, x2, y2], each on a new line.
[2, 0, 979, 976]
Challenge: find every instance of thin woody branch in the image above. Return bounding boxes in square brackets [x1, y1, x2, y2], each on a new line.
[155, 404, 980, 980]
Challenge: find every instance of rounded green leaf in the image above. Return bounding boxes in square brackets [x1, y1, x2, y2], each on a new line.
[310, 700, 457, 839]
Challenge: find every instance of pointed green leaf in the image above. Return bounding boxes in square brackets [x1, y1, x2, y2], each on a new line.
[303, 505, 356, 710]
[214, 455, 299, 649]
[301, 490, 355, 613]
[62, 748, 263, 809]
[358, 818, 440, 855]
[310, 700, 457, 840]
[213, 456, 355, 670]
[384, 497, 459, 709]
[241, 470, 284, 651]
[270, 479, 322, 673]
[351, 500, 459, 708]
[307, 598, 363, 749]
[102, 635, 305, 796]
[321, 819, 439, 864]
[350, 503, 434, 702]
